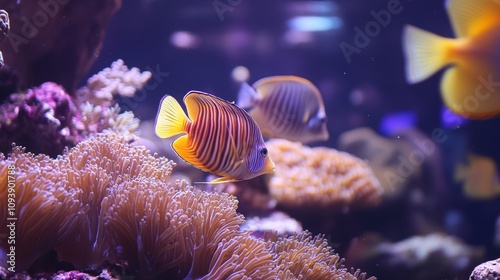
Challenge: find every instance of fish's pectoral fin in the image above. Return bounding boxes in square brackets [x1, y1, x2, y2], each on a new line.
[237, 82, 259, 109]
[447, 0, 500, 38]
[403, 25, 456, 84]
[192, 177, 240, 185]
[172, 135, 204, 169]
[209, 177, 240, 184]
[155, 95, 190, 138]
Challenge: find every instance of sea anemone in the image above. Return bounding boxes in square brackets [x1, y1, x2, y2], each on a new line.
[101, 177, 256, 279]
[267, 231, 374, 280]
[1, 133, 374, 279]
[0, 147, 84, 270]
[200, 233, 276, 280]
[55, 132, 176, 268]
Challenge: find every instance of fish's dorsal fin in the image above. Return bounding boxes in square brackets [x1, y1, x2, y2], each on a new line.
[185, 90, 238, 117]
[254, 76, 326, 109]
[183, 91, 205, 121]
[237, 82, 259, 109]
[447, 0, 500, 38]
[155, 95, 190, 138]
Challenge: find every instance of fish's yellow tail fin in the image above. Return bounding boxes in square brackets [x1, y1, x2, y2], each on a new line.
[403, 25, 456, 84]
[155, 95, 190, 138]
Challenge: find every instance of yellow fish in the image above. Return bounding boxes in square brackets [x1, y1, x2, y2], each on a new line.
[237, 76, 329, 143]
[403, 0, 500, 118]
[155, 91, 275, 183]
[455, 153, 500, 199]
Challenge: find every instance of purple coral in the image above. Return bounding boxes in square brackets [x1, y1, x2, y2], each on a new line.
[0, 82, 81, 157]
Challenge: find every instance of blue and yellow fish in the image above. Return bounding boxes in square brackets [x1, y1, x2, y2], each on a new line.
[237, 76, 329, 143]
[403, 0, 500, 118]
[155, 91, 275, 183]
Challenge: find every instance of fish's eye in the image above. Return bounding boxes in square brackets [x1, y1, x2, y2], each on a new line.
[260, 148, 268, 157]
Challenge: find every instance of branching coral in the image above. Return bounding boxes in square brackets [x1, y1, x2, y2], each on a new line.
[76, 59, 152, 107]
[0, 59, 147, 157]
[266, 231, 374, 280]
[266, 139, 383, 212]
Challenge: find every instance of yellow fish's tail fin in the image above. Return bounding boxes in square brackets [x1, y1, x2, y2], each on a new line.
[155, 95, 189, 138]
[403, 25, 456, 84]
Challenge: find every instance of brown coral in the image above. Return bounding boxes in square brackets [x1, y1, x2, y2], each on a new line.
[266, 139, 383, 212]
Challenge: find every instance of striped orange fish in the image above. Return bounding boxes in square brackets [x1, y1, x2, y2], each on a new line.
[237, 76, 329, 143]
[155, 91, 275, 183]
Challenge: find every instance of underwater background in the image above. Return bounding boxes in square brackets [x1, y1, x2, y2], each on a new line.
[1, 0, 500, 279]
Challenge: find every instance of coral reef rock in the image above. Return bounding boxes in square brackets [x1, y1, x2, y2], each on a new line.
[470, 258, 500, 280]
[338, 127, 448, 203]
[0, 82, 80, 157]
[347, 232, 485, 280]
[0, 0, 122, 93]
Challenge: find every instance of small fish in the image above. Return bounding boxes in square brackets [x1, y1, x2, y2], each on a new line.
[237, 75, 329, 143]
[155, 91, 275, 183]
[454, 153, 500, 199]
[403, 0, 500, 118]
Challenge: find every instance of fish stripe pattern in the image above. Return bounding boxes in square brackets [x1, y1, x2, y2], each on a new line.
[185, 93, 263, 176]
